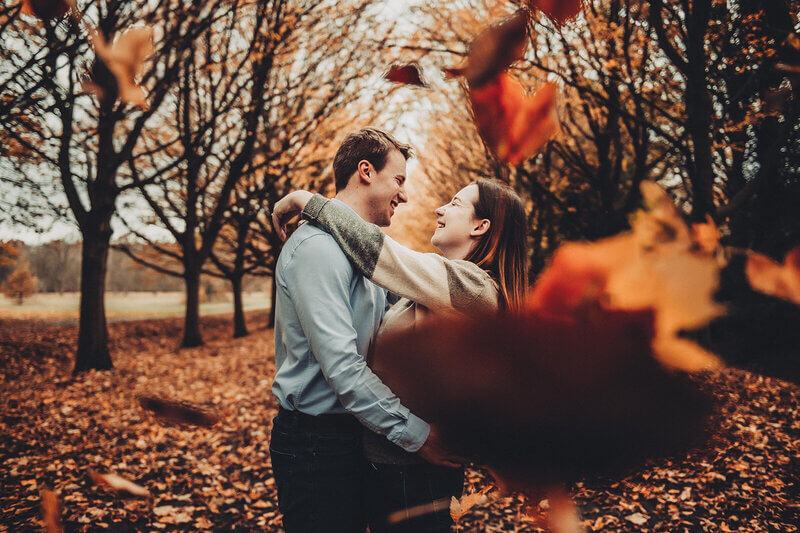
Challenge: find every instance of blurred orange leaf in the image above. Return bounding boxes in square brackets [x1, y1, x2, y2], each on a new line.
[444, 10, 529, 87]
[90, 27, 154, 107]
[526, 0, 583, 25]
[138, 394, 220, 427]
[384, 63, 427, 87]
[40, 488, 63, 533]
[746, 246, 800, 305]
[468, 73, 558, 166]
[89, 470, 151, 497]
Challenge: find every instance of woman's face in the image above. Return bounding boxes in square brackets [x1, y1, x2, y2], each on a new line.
[430, 183, 488, 260]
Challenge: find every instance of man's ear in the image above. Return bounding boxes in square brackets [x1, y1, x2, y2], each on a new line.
[357, 160, 373, 185]
[471, 219, 491, 237]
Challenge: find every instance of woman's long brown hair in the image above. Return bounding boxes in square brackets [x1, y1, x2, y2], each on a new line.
[463, 179, 528, 312]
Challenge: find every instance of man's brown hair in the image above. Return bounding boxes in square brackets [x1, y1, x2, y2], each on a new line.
[333, 127, 413, 192]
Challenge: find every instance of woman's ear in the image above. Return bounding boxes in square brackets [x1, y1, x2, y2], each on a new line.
[471, 219, 491, 237]
[358, 160, 373, 184]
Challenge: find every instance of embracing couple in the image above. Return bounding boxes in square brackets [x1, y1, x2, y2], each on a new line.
[268, 127, 527, 532]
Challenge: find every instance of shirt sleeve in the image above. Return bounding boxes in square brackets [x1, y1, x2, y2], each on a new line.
[283, 233, 430, 452]
[303, 194, 498, 314]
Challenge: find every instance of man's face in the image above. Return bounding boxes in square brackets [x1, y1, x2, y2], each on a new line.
[365, 149, 408, 227]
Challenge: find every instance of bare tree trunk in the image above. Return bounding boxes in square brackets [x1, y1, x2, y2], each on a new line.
[182, 267, 203, 347]
[73, 226, 113, 374]
[231, 274, 248, 338]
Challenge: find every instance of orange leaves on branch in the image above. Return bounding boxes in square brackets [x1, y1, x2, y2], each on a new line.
[526, 0, 583, 26]
[138, 394, 220, 427]
[746, 246, 800, 305]
[88, 27, 154, 107]
[39, 488, 64, 533]
[384, 63, 427, 87]
[89, 470, 151, 497]
[445, 10, 529, 87]
[468, 74, 559, 166]
[20, 0, 74, 21]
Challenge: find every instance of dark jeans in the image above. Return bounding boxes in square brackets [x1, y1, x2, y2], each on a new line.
[365, 461, 465, 533]
[269, 408, 367, 533]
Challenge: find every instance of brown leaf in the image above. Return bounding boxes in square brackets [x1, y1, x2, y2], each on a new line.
[468, 73, 558, 165]
[40, 488, 63, 533]
[89, 470, 150, 497]
[21, 0, 73, 21]
[445, 10, 529, 87]
[138, 394, 220, 427]
[746, 246, 800, 305]
[384, 63, 427, 87]
[89, 27, 154, 107]
[374, 306, 714, 494]
[526, 0, 583, 26]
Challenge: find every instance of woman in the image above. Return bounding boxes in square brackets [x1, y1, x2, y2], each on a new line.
[272, 178, 528, 532]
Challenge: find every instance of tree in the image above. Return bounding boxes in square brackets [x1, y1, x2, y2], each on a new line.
[1, 0, 236, 372]
[2, 261, 37, 304]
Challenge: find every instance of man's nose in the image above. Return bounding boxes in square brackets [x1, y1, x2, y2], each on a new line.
[398, 187, 408, 204]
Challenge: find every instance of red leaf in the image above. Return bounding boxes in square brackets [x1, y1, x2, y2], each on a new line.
[384, 63, 427, 87]
[526, 0, 583, 26]
[468, 73, 558, 165]
[445, 10, 530, 87]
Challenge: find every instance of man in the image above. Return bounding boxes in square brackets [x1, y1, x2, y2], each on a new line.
[269, 128, 447, 532]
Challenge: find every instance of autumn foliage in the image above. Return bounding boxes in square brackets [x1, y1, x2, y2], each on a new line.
[2, 262, 37, 305]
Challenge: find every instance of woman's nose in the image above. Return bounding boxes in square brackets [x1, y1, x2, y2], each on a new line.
[434, 205, 445, 216]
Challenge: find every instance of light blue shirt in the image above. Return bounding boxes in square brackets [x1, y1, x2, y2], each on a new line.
[271, 200, 430, 453]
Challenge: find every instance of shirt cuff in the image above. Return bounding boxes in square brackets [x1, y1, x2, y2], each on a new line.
[302, 193, 329, 222]
[389, 414, 430, 453]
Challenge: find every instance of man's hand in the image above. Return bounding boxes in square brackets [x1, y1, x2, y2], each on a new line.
[417, 425, 467, 468]
[272, 190, 314, 241]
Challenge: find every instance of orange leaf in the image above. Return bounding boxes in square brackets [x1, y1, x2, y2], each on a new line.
[138, 394, 220, 427]
[444, 10, 529, 87]
[89, 470, 151, 497]
[40, 488, 63, 533]
[746, 246, 800, 305]
[468, 73, 558, 165]
[89, 27, 154, 107]
[384, 63, 427, 87]
[449, 486, 493, 523]
[526, 0, 583, 26]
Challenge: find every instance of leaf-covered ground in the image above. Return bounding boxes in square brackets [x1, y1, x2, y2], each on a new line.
[1, 314, 798, 531]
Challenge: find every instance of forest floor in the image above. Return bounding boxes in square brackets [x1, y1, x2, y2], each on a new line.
[1, 312, 798, 532]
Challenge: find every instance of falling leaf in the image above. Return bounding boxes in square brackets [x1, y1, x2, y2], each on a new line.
[526, 0, 583, 26]
[527, 182, 723, 371]
[40, 488, 63, 533]
[138, 394, 220, 427]
[468, 73, 558, 165]
[20, 0, 73, 21]
[450, 486, 493, 523]
[374, 305, 714, 494]
[89, 27, 154, 107]
[746, 246, 800, 305]
[89, 470, 150, 497]
[547, 489, 584, 533]
[444, 10, 529, 87]
[384, 63, 427, 87]
[691, 215, 721, 254]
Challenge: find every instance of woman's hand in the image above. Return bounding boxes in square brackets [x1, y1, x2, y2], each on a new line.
[272, 190, 314, 241]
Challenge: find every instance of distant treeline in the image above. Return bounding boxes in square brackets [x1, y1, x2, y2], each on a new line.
[0, 240, 267, 294]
